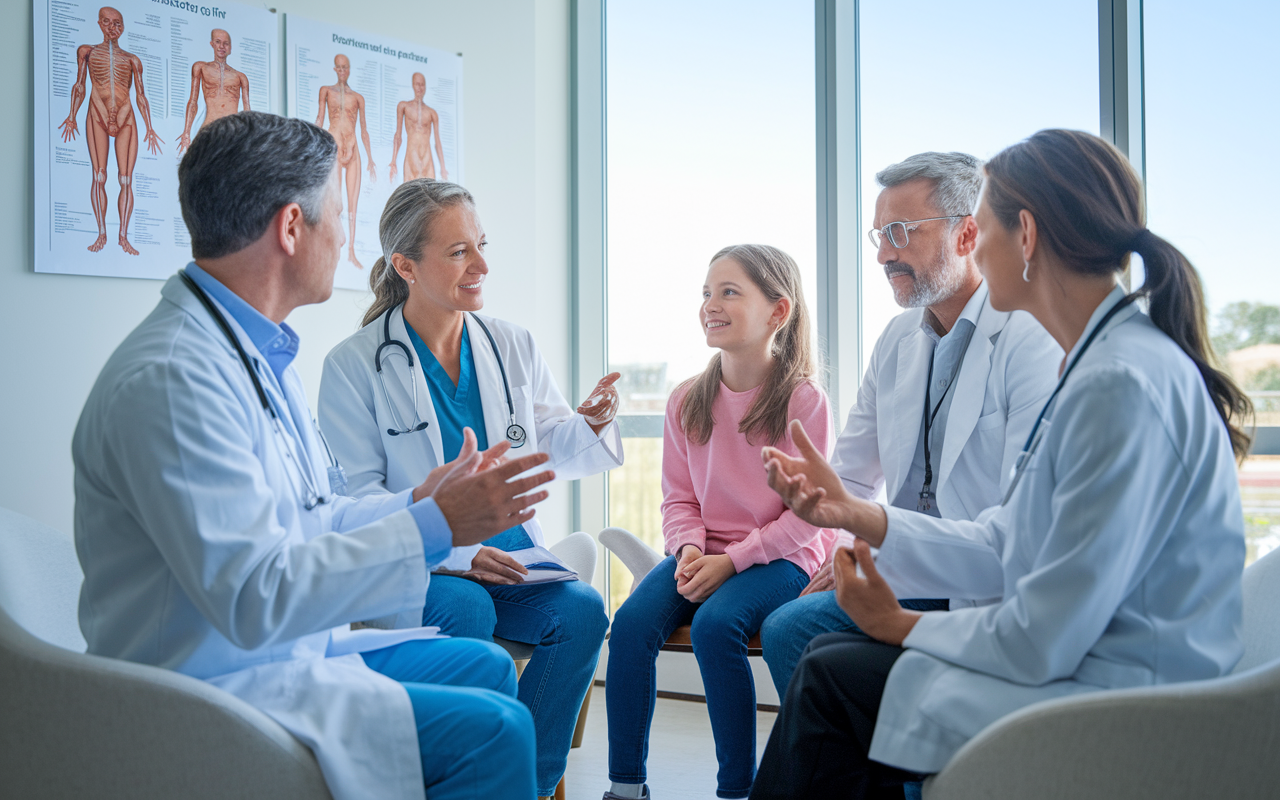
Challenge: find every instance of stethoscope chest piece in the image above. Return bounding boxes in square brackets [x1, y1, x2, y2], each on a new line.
[507, 423, 527, 448]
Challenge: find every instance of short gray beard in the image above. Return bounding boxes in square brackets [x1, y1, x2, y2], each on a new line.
[892, 239, 967, 309]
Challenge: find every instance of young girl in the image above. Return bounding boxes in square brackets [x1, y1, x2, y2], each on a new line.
[604, 244, 836, 800]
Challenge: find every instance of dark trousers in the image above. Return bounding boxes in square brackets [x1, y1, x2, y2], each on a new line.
[750, 632, 923, 800]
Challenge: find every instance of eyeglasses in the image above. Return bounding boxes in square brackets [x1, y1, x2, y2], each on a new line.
[868, 216, 967, 249]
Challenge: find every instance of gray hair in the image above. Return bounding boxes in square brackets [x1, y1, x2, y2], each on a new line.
[875, 151, 984, 220]
[178, 111, 336, 259]
[362, 179, 476, 328]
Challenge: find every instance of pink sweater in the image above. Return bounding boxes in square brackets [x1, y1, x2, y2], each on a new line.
[661, 379, 837, 578]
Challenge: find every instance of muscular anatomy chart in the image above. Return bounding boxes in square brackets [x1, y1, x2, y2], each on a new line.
[316, 54, 376, 270]
[178, 29, 252, 154]
[35, 0, 279, 280]
[391, 73, 447, 183]
[287, 14, 463, 291]
[59, 7, 163, 256]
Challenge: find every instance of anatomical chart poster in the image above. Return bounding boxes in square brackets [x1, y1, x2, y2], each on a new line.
[286, 14, 463, 291]
[34, 0, 280, 280]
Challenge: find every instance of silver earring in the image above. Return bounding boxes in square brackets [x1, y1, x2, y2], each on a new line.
[1022, 261, 1032, 283]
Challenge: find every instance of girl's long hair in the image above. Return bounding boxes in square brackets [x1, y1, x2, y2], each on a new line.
[679, 244, 815, 447]
[984, 129, 1252, 460]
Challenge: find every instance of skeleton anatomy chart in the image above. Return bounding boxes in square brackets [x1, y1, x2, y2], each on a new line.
[34, 0, 279, 279]
[287, 14, 463, 291]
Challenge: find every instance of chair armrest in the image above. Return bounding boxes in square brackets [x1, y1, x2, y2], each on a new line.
[597, 527, 664, 591]
[924, 660, 1280, 800]
[0, 606, 332, 800]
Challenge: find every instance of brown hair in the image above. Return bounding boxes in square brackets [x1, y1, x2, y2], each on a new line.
[678, 244, 815, 447]
[984, 129, 1252, 459]
[361, 179, 475, 328]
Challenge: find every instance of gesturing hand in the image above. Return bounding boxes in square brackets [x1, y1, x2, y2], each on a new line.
[577, 372, 621, 434]
[762, 420, 857, 531]
[833, 541, 920, 646]
[430, 439, 554, 548]
[412, 428, 510, 503]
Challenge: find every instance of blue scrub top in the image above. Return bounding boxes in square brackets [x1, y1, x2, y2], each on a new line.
[406, 319, 534, 552]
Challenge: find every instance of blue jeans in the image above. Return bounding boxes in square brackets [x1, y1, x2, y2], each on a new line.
[422, 575, 608, 797]
[760, 589, 950, 698]
[606, 556, 809, 799]
[361, 637, 535, 799]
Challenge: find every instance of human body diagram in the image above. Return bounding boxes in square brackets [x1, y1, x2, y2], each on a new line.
[315, 54, 375, 269]
[390, 72, 448, 184]
[58, 6, 163, 255]
[177, 29, 251, 154]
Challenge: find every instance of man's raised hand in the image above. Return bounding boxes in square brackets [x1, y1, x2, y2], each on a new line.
[431, 448, 554, 548]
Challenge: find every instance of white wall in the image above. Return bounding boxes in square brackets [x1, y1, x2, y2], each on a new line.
[0, 0, 574, 542]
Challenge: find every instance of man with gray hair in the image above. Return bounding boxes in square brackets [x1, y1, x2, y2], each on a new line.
[759, 152, 1062, 697]
[72, 111, 544, 800]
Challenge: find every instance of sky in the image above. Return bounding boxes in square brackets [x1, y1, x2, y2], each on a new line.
[606, 0, 1279, 397]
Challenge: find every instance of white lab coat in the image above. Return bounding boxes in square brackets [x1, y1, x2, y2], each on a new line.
[319, 305, 623, 620]
[832, 283, 1062, 602]
[73, 275, 445, 800]
[867, 287, 1246, 773]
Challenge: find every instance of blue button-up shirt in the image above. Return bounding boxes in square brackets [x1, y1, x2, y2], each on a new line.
[890, 289, 983, 516]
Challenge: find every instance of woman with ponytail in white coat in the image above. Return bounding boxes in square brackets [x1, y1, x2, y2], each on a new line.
[751, 130, 1251, 799]
[319, 179, 622, 800]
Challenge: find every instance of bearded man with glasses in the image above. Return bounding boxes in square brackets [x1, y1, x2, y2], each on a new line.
[759, 152, 1062, 729]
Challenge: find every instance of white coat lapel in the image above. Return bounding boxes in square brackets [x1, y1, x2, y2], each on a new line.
[466, 314, 514, 452]
[937, 308, 998, 491]
[886, 320, 932, 502]
[389, 307, 444, 465]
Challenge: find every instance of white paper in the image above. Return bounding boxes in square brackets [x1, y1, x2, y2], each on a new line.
[327, 624, 443, 657]
[505, 546, 579, 585]
[34, 0, 281, 279]
[285, 14, 464, 291]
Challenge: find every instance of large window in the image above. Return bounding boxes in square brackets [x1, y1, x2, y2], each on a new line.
[605, 0, 816, 614]
[857, 0, 1100, 354]
[1145, 0, 1280, 564]
[590, 2, 1276, 611]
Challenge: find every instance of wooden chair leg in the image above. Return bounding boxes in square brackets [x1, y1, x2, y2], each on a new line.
[554, 776, 567, 800]
[571, 681, 594, 749]
[514, 658, 529, 680]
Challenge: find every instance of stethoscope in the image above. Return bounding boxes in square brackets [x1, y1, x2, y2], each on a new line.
[375, 304, 527, 447]
[180, 271, 346, 510]
[1001, 293, 1138, 506]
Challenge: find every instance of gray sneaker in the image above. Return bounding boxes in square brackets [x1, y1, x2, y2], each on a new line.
[601, 788, 650, 800]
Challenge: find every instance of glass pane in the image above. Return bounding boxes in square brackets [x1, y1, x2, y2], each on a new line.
[1146, 1, 1280, 566]
[858, 1, 1099, 360]
[606, 0, 816, 614]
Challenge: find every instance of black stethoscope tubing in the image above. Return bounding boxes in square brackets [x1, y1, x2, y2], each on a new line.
[180, 270, 336, 509]
[1001, 292, 1138, 506]
[378, 304, 527, 447]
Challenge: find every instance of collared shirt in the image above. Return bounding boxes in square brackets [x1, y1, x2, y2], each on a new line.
[890, 287, 985, 516]
[184, 262, 300, 389]
[183, 262, 449, 553]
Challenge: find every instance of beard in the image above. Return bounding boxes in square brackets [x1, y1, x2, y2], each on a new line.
[884, 239, 967, 308]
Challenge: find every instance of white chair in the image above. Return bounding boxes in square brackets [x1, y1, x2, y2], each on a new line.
[923, 546, 1280, 799]
[0, 506, 333, 799]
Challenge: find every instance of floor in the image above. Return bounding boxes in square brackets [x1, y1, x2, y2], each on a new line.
[561, 685, 777, 800]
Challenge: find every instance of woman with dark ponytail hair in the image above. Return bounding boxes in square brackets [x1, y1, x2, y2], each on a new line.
[750, 130, 1249, 799]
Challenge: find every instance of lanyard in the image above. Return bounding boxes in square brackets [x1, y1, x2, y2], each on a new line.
[1001, 293, 1138, 506]
[917, 320, 975, 512]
